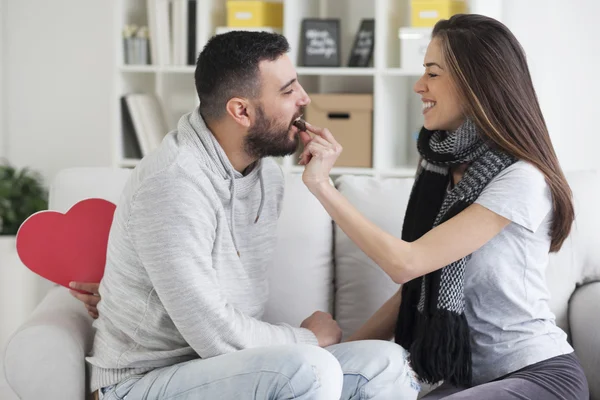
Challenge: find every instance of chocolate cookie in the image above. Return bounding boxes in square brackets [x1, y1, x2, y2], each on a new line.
[293, 118, 307, 132]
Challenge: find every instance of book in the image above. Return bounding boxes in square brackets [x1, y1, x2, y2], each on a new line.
[123, 94, 169, 157]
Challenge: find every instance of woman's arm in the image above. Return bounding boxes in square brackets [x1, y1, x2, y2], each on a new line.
[310, 183, 509, 283]
[299, 123, 510, 284]
[345, 288, 402, 342]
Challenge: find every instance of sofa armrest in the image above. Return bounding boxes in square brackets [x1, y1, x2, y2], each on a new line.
[3, 285, 95, 400]
[569, 281, 600, 400]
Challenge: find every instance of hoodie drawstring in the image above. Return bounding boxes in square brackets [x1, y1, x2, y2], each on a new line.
[255, 172, 265, 223]
[208, 133, 264, 258]
[227, 170, 240, 258]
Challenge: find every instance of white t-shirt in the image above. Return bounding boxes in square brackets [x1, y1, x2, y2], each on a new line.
[467, 161, 573, 385]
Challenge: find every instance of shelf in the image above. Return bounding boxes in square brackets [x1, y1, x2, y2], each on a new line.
[289, 166, 376, 175]
[118, 66, 425, 78]
[119, 158, 140, 168]
[296, 67, 376, 76]
[378, 167, 417, 177]
[119, 65, 195, 73]
[289, 165, 417, 177]
[380, 68, 423, 77]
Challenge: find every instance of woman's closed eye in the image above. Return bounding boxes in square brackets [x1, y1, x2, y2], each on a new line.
[428, 73, 438, 78]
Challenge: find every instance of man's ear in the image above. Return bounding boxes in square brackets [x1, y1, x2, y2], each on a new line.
[226, 97, 252, 128]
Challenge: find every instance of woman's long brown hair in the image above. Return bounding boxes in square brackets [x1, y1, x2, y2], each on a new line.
[433, 14, 573, 252]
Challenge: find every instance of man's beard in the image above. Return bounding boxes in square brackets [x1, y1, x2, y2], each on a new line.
[244, 105, 303, 159]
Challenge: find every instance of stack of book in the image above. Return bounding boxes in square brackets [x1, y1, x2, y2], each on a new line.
[121, 94, 169, 158]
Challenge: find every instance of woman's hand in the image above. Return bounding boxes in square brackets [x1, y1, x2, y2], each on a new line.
[298, 122, 342, 191]
[69, 281, 101, 319]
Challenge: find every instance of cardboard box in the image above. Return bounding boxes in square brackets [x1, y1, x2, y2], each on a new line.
[411, 0, 467, 27]
[226, 1, 283, 28]
[300, 94, 373, 168]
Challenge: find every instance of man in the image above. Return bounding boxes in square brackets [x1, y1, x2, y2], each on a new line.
[77, 31, 419, 399]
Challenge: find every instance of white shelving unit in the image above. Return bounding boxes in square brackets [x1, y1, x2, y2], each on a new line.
[114, 0, 503, 178]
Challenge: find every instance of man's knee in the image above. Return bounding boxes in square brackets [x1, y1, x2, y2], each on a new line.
[282, 345, 344, 399]
[329, 340, 421, 395]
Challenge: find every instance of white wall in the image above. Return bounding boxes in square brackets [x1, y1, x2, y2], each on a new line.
[0, 0, 6, 160]
[502, 0, 600, 171]
[1, 0, 598, 180]
[3, 0, 114, 184]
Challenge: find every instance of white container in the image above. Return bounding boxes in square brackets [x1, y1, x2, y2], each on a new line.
[399, 27, 432, 72]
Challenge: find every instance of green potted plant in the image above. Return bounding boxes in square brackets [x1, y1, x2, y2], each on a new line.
[0, 161, 48, 236]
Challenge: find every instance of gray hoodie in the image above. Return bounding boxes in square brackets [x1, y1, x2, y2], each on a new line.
[86, 108, 318, 392]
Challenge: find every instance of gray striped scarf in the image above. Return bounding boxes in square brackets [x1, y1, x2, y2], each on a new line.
[395, 119, 516, 387]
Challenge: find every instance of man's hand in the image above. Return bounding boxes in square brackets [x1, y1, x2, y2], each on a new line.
[69, 282, 101, 319]
[300, 311, 342, 347]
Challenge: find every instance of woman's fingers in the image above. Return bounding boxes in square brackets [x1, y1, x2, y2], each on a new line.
[304, 122, 341, 150]
[299, 135, 336, 165]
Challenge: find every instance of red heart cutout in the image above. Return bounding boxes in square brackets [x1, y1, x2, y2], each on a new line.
[16, 198, 116, 290]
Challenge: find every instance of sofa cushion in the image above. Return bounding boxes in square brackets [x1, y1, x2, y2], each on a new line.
[49, 168, 335, 327]
[4, 286, 93, 400]
[263, 173, 335, 326]
[564, 170, 600, 284]
[49, 167, 132, 212]
[332, 171, 600, 340]
[333, 176, 412, 339]
[546, 170, 600, 335]
[569, 281, 600, 400]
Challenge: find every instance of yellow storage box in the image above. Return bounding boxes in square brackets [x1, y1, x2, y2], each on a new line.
[227, 1, 283, 28]
[411, 0, 467, 27]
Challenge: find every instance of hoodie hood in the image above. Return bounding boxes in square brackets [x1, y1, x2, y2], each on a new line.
[176, 107, 266, 257]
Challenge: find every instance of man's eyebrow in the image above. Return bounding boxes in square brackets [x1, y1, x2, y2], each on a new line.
[424, 62, 443, 69]
[279, 77, 297, 91]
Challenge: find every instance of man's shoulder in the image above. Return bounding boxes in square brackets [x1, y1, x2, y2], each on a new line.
[132, 160, 215, 204]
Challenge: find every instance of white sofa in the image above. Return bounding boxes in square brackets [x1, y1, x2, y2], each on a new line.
[3, 167, 600, 400]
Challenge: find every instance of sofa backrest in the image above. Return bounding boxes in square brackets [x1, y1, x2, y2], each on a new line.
[332, 170, 600, 339]
[46, 168, 334, 328]
[46, 167, 600, 341]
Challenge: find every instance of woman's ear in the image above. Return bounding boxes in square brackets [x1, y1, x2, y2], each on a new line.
[226, 97, 252, 128]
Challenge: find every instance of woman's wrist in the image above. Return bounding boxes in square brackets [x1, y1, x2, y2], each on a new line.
[306, 179, 333, 197]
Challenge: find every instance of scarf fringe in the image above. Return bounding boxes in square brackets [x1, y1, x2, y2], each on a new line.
[408, 309, 473, 387]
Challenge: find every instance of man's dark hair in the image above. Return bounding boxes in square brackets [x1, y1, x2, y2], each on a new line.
[195, 31, 290, 122]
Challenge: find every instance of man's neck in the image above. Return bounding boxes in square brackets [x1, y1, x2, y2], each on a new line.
[206, 119, 257, 174]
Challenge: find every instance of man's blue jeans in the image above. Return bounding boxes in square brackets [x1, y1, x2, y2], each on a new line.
[99, 340, 420, 399]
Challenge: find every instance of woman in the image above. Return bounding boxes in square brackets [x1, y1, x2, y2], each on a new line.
[298, 14, 589, 399]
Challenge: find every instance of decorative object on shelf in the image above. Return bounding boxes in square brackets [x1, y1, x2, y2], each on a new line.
[0, 161, 48, 236]
[123, 25, 151, 65]
[347, 19, 375, 68]
[410, 0, 468, 27]
[300, 19, 341, 67]
[226, 0, 283, 28]
[297, 94, 373, 168]
[16, 198, 116, 290]
[399, 27, 432, 72]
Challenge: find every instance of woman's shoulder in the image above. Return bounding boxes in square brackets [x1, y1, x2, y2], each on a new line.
[476, 160, 551, 232]
[491, 160, 547, 187]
